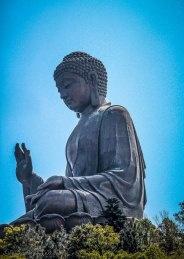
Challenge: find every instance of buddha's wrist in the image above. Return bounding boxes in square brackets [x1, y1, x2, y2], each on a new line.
[21, 172, 35, 187]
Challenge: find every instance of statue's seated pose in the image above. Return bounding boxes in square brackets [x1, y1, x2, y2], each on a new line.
[12, 52, 146, 232]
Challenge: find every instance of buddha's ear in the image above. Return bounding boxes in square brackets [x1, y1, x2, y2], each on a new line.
[88, 71, 100, 107]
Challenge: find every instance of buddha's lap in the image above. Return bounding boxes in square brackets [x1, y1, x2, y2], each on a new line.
[34, 189, 77, 218]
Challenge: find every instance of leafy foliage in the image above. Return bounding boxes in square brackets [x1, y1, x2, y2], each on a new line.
[157, 216, 184, 255]
[1, 200, 184, 258]
[102, 198, 126, 231]
[68, 223, 120, 258]
[0, 224, 45, 257]
[119, 218, 159, 253]
[0, 254, 26, 259]
[0, 224, 68, 258]
[174, 201, 184, 229]
[74, 245, 166, 259]
[144, 244, 166, 259]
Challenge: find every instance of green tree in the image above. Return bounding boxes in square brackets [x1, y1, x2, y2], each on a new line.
[157, 217, 181, 255]
[174, 201, 184, 230]
[102, 198, 126, 231]
[119, 218, 159, 254]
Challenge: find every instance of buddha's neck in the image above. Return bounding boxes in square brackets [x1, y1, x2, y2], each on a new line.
[80, 97, 109, 117]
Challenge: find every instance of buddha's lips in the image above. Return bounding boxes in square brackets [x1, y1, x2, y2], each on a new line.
[64, 99, 73, 107]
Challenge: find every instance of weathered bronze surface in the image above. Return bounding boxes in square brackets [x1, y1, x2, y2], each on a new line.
[12, 52, 146, 232]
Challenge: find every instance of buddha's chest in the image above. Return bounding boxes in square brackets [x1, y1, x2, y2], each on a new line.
[66, 112, 101, 176]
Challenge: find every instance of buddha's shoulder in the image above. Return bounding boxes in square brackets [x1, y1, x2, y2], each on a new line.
[99, 104, 131, 118]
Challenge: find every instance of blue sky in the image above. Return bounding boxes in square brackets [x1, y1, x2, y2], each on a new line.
[0, 0, 184, 223]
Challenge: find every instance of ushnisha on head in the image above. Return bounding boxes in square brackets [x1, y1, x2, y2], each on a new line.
[53, 51, 108, 113]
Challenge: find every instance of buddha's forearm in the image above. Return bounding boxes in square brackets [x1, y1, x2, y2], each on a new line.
[30, 172, 44, 194]
[22, 172, 44, 212]
[21, 173, 44, 199]
[23, 184, 31, 212]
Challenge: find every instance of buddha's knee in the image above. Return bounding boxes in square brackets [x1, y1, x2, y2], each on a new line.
[34, 190, 77, 218]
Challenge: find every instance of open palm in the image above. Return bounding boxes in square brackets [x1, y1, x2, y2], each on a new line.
[14, 143, 33, 185]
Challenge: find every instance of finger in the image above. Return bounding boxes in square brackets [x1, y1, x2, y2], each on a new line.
[21, 143, 30, 155]
[30, 189, 49, 205]
[14, 143, 24, 162]
[37, 182, 50, 191]
[25, 194, 36, 201]
[16, 143, 25, 158]
[14, 143, 19, 162]
[21, 143, 32, 162]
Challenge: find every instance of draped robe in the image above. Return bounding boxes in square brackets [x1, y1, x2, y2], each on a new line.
[16, 103, 146, 222]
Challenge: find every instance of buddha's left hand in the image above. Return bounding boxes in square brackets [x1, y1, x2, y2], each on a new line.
[26, 189, 49, 205]
[37, 176, 64, 191]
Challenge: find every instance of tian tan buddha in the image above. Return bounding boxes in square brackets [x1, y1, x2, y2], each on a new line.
[11, 51, 146, 232]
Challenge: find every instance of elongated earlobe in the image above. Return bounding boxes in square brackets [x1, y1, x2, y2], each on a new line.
[91, 87, 100, 106]
[89, 71, 100, 107]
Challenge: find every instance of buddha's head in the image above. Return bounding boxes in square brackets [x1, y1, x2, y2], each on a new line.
[53, 52, 107, 113]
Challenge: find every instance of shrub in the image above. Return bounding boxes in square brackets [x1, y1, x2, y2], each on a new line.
[67, 223, 120, 258]
[77, 250, 139, 259]
[168, 250, 184, 259]
[144, 244, 166, 259]
[0, 254, 25, 259]
[77, 249, 102, 259]
[42, 228, 68, 258]
[77, 250, 117, 258]
[0, 224, 46, 258]
[119, 218, 159, 254]
[1, 200, 184, 258]
[0, 224, 68, 258]
[114, 251, 133, 258]
[134, 219, 159, 251]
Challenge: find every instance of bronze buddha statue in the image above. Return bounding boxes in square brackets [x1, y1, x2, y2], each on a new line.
[12, 51, 146, 232]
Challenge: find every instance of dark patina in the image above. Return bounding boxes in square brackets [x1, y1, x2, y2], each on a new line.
[11, 52, 146, 232]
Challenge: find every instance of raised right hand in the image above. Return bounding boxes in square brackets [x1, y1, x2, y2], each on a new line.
[14, 143, 33, 186]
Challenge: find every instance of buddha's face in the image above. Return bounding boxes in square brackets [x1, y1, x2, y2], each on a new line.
[55, 72, 91, 113]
